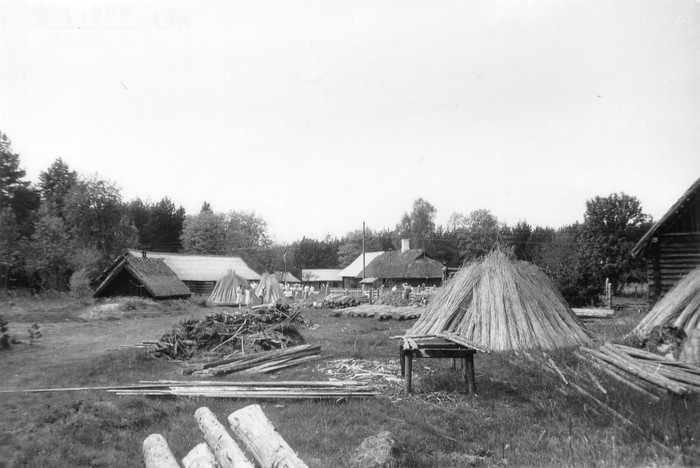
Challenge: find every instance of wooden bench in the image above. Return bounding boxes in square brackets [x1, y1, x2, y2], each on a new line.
[399, 334, 488, 395]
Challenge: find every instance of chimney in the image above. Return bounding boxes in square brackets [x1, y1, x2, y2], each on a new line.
[401, 239, 410, 253]
[141, 250, 147, 259]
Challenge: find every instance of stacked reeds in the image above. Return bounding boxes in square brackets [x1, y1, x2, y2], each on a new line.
[208, 270, 261, 306]
[255, 272, 289, 306]
[630, 268, 700, 339]
[408, 250, 592, 351]
[578, 342, 700, 396]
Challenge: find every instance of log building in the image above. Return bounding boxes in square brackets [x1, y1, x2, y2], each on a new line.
[632, 176, 700, 306]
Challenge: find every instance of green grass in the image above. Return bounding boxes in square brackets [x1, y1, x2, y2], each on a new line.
[0, 301, 698, 467]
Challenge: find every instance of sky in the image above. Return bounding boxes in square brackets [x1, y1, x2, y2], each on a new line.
[1, 0, 699, 244]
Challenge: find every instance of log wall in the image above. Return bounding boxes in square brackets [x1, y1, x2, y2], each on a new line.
[646, 232, 700, 305]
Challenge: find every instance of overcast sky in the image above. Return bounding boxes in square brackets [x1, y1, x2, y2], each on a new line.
[1, 0, 699, 243]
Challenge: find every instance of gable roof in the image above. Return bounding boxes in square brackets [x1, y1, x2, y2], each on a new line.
[362, 249, 445, 280]
[301, 269, 342, 282]
[274, 271, 301, 283]
[337, 251, 384, 278]
[94, 253, 191, 299]
[632, 176, 700, 257]
[128, 250, 261, 281]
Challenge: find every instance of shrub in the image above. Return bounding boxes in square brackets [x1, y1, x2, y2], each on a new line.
[0, 315, 10, 349]
[69, 269, 93, 305]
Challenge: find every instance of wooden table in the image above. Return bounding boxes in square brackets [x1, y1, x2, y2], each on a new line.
[400, 335, 483, 395]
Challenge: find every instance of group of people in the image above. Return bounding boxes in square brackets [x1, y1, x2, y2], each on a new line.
[282, 283, 316, 300]
[233, 282, 266, 308]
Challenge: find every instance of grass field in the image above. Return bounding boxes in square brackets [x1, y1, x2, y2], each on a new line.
[0, 294, 698, 467]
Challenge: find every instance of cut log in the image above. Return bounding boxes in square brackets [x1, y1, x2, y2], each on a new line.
[228, 404, 309, 468]
[143, 433, 180, 468]
[182, 443, 218, 468]
[194, 407, 255, 468]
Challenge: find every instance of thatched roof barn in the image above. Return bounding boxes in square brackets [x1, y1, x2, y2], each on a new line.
[632, 176, 700, 306]
[408, 250, 592, 351]
[274, 271, 301, 284]
[208, 270, 261, 306]
[128, 250, 261, 295]
[631, 267, 700, 339]
[338, 240, 447, 288]
[93, 253, 191, 300]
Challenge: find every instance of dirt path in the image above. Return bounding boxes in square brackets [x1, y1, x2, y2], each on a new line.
[1, 305, 207, 390]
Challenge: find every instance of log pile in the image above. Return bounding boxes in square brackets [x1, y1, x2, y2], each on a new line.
[330, 304, 422, 321]
[375, 290, 429, 307]
[145, 310, 308, 361]
[322, 293, 369, 308]
[572, 308, 614, 319]
[183, 344, 321, 376]
[578, 342, 700, 397]
[143, 404, 308, 468]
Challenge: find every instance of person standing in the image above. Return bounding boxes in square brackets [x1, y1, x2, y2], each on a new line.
[235, 285, 243, 307]
[244, 288, 251, 308]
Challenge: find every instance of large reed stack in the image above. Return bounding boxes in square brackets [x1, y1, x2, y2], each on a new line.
[408, 250, 592, 351]
[631, 268, 700, 339]
[255, 272, 289, 306]
[208, 270, 260, 306]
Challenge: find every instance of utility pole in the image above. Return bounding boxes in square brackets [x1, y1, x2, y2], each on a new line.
[362, 221, 366, 280]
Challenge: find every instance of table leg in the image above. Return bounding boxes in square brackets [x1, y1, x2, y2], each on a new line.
[404, 352, 413, 394]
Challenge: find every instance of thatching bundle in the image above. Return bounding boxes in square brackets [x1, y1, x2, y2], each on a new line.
[208, 270, 260, 306]
[408, 250, 592, 351]
[631, 268, 700, 339]
[255, 273, 289, 306]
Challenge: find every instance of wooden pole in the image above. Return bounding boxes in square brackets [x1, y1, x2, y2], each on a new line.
[404, 352, 413, 394]
[194, 407, 255, 468]
[143, 434, 180, 468]
[465, 353, 476, 395]
[228, 404, 309, 468]
[182, 443, 218, 468]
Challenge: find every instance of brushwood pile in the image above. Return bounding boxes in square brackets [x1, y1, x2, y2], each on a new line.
[152, 308, 309, 361]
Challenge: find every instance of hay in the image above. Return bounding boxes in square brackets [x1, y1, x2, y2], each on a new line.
[631, 268, 700, 339]
[208, 270, 260, 306]
[408, 250, 592, 351]
[255, 272, 289, 306]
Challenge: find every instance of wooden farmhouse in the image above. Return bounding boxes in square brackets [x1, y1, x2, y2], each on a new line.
[126, 250, 261, 295]
[631, 176, 700, 305]
[93, 253, 191, 300]
[274, 271, 301, 284]
[301, 269, 342, 289]
[339, 239, 447, 288]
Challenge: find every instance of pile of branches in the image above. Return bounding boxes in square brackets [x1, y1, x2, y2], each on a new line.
[322, 294, 369, 308]
[375, 290, 429, 308]
[150, 309, 309, 361]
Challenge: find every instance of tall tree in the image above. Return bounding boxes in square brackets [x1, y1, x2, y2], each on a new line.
[180, 209, 227, 254]
[141, 197, 186, 251]
[580, 193, 651, 291]
[0, 132, 40, 237]
[456, 209, 501, 261]
[38, 158, 78, 218]
[64, 176, 138, 265]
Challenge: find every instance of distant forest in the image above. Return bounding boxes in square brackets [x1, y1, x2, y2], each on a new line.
[0, 131, 652, 305]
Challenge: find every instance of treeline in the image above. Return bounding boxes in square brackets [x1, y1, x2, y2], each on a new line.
[0, 131, 652, 305]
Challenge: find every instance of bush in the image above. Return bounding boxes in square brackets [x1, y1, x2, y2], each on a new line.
[0, 315, 10, 349]
[69, 269, 93, 305]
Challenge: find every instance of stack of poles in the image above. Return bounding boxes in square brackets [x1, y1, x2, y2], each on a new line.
[578, 342, 700, 397]
[183, 344, 321, 377]
[631, 268, 700, 338]
[143, 404, 308, 468]
[117, 380, 378, 399]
